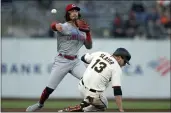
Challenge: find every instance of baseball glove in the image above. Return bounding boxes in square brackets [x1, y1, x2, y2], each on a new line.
[76, 19, 90, 33]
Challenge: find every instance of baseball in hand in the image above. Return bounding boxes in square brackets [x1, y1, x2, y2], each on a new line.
[51, 9, 57, 13]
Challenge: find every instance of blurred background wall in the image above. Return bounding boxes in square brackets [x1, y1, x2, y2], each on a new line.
[1, 0, 171, 99]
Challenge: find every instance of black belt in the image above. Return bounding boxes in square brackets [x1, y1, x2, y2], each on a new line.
[81, 80, 103, 93]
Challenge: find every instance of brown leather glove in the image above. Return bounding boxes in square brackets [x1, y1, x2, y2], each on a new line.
[76, 19, 90, 33]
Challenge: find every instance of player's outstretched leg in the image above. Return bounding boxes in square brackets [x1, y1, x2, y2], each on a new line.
[26, 87, 54, 112]
[58, 101, 90, 112]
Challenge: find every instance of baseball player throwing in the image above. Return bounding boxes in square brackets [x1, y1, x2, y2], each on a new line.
[58, 48, 131, 112]
[26, 4, 92, 112]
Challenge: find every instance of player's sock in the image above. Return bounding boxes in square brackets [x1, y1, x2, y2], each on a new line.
[39, 87, 54, 105]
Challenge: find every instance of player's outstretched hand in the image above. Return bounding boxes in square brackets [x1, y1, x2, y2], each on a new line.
[76, 19, 90, 33]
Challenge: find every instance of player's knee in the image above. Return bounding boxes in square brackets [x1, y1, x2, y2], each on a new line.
[83, 104, 106, 112]
[45, 87, 54, 94]
[94, 105, 106, 111]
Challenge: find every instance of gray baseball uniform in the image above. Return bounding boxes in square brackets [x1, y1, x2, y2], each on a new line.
[47, 22, 87, 89]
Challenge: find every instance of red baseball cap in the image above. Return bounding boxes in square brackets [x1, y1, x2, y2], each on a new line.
[65, 4, 80, 12]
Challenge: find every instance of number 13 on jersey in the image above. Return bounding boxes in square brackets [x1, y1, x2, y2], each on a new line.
[91, 59, 107, 73]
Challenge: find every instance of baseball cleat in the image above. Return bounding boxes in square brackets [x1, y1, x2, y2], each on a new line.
[26, 102, 43, 112]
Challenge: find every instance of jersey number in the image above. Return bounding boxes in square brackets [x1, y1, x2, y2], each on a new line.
[91, 59, 107, 73]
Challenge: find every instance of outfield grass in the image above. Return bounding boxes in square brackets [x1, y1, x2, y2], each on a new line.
[1, 100, 170, 109]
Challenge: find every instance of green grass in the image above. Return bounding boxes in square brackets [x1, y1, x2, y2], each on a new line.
[1, 100, 171, 109]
